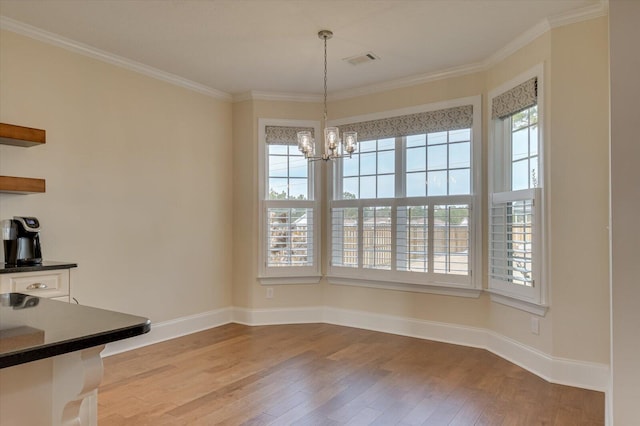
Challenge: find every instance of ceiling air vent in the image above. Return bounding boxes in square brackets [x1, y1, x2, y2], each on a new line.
[343, 52, 380, 66]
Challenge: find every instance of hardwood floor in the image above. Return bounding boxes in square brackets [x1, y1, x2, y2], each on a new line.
[98, 323, 604, 425]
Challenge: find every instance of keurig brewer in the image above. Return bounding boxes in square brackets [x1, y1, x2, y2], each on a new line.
[1, 216, 42, 265]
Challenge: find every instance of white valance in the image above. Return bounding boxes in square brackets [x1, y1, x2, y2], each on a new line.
[338, 105, 473, 142]
[265, 126, 314, 145]
[492, 77, 538, 120]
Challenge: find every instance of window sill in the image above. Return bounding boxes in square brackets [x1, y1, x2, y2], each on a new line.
[327, 275, 482, 298]
[258, 275, 322, 285]
[487, 290, 548, 316]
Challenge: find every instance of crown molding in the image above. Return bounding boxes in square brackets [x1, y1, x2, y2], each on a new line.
[0, 16, 232, 102]
[548, 0, 609, 28]
[483, 19, 552, 68]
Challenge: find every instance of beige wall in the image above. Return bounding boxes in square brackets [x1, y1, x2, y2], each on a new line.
[0, 30, 233, 321]
[610, 0, 640, 422]
[233, 17, 610, 364]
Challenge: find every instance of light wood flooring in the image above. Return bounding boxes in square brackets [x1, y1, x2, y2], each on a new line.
[98, 323, 604, 425]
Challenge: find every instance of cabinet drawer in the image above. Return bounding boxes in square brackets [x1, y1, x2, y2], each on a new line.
[1, 270, 70, 299]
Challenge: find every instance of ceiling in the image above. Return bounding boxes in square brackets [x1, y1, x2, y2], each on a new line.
[0, 0, 604, 99]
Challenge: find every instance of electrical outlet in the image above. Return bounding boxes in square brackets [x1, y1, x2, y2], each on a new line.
[266, 287, 274, 299]
[530, 316, 540, 335]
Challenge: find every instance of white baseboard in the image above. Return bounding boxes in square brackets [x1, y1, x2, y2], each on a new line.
[102, 305, 610, 395]
[101, 307, 233, 357]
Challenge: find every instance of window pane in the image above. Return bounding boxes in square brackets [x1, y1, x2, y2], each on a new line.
[377, 174, 395, 198]
[428, 171, 447, 196]
[331, 207, 358, 268]
[267, 208, 313, 267]
[378, 138, 395, 150]
[360, 140, 377, 152]
[530, 125, 539, 156]
[530, 156, 539, 188]
[512, 109, 529, 130]
[268, 145, 288, 155]
[449, 169, 470, 195]
[268, 155, 288, 177]
[378, 150, 395, 174]
[289, 156, 308, 178]
[406, 172, 426, 197]
[428, 131, 447, 145]
[360, 176, 376, 199]
[449, 128, 470, 143]
[397, 205, 428, 272]
[363, 206, 392, 270]
[407, 134, 426, 148]
[428, 145, 447, 170]
[433, 205, 469, 275]
[343, 177, 359, 199]
[269, 178, 288, 199]
[512, 128, 529, 161]
[406, 146, 426, 172]
[512, 159, 529, 191]
[289, 178, 308, 200]
[343, 156, 359, 177]
[360, 152, 377, 175]
[449, 142, 470, 169]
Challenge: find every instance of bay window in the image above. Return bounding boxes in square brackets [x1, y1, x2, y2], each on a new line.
[327, 97, 482, 295]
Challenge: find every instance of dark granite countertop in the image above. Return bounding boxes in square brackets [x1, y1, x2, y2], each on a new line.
[0, 261, 78, 274]
[0, 293, 150, 368]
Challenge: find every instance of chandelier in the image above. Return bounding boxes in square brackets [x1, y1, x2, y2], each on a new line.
[297, 30, 358, 161]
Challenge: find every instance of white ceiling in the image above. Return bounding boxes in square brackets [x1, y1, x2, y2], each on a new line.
[0, 0, 604, 99]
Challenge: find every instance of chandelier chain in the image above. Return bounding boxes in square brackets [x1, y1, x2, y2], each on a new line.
[323, 34, 328, 126]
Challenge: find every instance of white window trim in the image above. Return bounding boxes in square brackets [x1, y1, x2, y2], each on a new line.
[257, 118, 322, 284]
[325, 95, 483, 297]
[488, 64, 549, 315]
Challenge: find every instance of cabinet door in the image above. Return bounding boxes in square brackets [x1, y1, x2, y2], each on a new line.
[0, 269, 70, 300]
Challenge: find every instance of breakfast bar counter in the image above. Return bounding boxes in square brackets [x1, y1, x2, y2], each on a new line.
[0, 293, 150, 425]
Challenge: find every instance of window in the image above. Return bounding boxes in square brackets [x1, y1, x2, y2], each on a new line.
[258, 120, 321, 283]
[488, 66, 547, 314]
[328, 97, 482, 295]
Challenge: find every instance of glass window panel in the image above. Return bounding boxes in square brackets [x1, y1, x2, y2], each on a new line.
[378, 138, 395, 150]
[512, 109, 529, 130]
[360, 152, 377, 175]
[512, 159, 529, 190]
[530, 125, 539, 156]
[449, 142, 470, 169]
[289, 178, 308, 200]
[268, 155, 288, 177]
[343, 155, 359, 177]
[407, 134, 426, 148]
[512, 128, 529, 161]
[406, 146, 426, 172]
[449, 128, 470, 142]
[529, 105, 538, 124]
[428, 145, 447, 170]
[428, 170, 447, 196]
[360, 176, 376, 199]
[530, 156, 539, 188]
[377, 174, 395, 198]
[269, 178, 289, 199]
[288, 145, 303, 155]
[406, 172, 426, 197]
[268, 145, 288, 155]
[359, 140, 377, 152]
[449, 169, 470, 195]
[377, 150, 395, 175]
[343, 177, 359, 199]
[428, 131, 447, 145]
[289, 156, 308, 178]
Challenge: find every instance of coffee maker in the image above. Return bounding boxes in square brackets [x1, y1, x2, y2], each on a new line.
[2, 216, 43, 266]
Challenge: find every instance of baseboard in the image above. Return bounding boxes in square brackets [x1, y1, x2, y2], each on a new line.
[102, 305, 610, 394]
[101, 307, 233, 357]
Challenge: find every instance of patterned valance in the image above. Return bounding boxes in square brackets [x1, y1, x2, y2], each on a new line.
[339, 105, 473, 142]
[492, 77, 538, 120]
[265, 126, 314, 145]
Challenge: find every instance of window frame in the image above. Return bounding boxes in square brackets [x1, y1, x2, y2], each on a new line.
[325, 96, 483, 297]
[488, 64, 548, 315]
[258, 118, 322, 284]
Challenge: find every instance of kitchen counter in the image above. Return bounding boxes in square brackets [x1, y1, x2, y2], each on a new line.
[0, 260, 78, 274]
[0, 293, 150, 425]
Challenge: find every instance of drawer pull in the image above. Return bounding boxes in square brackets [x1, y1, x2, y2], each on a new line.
[26, 283, 48, 290]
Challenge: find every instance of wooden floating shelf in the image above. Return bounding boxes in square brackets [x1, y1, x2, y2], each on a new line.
[0, 176, 46, 194]
[0, 123, 46, 147]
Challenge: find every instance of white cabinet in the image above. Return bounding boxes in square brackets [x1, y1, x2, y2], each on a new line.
[0, 269, 71, 302]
